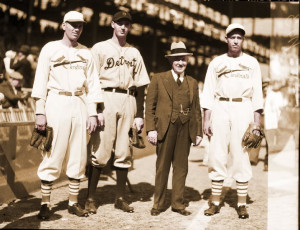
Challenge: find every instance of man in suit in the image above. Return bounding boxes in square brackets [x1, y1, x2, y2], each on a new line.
[146, 41, 203, 216]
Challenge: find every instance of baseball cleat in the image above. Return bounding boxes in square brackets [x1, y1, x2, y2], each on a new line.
[114, 198, 134, 213]
[237, 205, 249, 219]
[68, 203, 88, 217]
[204, 203, 220, 216]
[37, 204, 50, 220]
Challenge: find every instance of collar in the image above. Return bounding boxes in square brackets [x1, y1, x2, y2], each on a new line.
[171, 70, 184, 82]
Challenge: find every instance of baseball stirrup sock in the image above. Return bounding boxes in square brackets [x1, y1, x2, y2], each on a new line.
[236, 181, 248, 205]
[41, 181, 53, 203]
[69, 180, 80, 197]
[211, 180, 223, 204]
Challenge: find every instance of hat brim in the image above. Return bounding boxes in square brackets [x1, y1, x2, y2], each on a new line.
[165, 53, 193, 58]
[64, 19, 86, 23]
[226, 28, 245, 36]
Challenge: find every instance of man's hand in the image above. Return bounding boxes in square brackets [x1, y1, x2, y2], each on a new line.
[97, 113, 105, 130]
[133, 117, 144, 133]
[193, 136, 202, 146]
[87, 116, 97, 134]
[203, 120, 213, 137]
[35, 114, 47, 131]
[147, 130, 158, 145]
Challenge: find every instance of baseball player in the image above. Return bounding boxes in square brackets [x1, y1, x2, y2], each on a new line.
[31, 11, 103, 220]
[201, 23, 264, 219]
[84, 11, 150, 214]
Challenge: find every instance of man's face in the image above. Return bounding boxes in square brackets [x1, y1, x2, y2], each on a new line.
[226, 30, 244, 54]
[169, 56, 188, 75]
[63, 21, 83, 41]
[112, 19, 131, 38]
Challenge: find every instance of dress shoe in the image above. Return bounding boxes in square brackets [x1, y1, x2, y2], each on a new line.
[150, 208, 162, 216]
[183, 199, 189, 207]
[37, 204, 50, 220]
[114, 198, 134, 213]
[85, 198, 97, 214]
[171, 208, 191, 216]
[204, 203, 220, 216]
[237, 205, 249, 219]
[68, 203, 88, 217]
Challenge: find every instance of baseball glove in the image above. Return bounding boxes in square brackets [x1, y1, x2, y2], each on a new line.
[129, 127, 146, 149]
[242, 124, 264, 149]
[30, 126, 53, 152]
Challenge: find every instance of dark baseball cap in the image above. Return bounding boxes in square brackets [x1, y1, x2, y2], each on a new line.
[112, 11, 132, 22]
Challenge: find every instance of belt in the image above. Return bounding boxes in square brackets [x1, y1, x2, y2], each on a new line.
[103, 88, 135, 96]
[58, 91, 83, 96]
[219, 97, 243, 102]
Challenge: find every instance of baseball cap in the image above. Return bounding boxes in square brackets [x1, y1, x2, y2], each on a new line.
[112, 11, 132, 22]
[63, 11, 86, 23]
[226, 23, 245, 36]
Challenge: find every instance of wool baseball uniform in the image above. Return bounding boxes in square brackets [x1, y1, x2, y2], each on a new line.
[201, 53, 263, 182]
[31, 40, 103, 181]
[90, 39, 150, 168]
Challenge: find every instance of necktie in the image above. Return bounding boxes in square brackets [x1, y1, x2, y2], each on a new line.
[177, 75, 181, 86]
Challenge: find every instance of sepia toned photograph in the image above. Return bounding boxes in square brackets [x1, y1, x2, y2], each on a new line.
[0, 0, 298, 229]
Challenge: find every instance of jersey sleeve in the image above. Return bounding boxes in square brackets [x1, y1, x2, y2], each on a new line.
[85, 51, 103, 116]
[134, 51, 150, 87]
[201, 61, 217, 110]
[31, 44, 50, 101]
[251, 59, 264, 112]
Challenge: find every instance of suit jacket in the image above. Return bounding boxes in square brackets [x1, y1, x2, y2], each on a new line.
[145, 70, 202, 143]
[0, 80, 24, 108]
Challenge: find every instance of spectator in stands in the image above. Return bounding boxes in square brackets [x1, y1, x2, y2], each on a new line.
[27, 46, 40, 84]
[10, 44, 33, 88]
[0, 71, 29, 108]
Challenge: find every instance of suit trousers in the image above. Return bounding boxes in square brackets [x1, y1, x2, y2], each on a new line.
[153, 118, 191, 210]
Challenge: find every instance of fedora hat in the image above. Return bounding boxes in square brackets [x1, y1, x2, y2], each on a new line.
[165, 41, 193, 58]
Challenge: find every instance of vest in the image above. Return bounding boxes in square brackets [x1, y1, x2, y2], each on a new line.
[170, 77, 191, 124]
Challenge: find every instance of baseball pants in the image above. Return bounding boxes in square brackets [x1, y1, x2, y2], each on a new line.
[38, 91, 88, 181]
[208, 99, 253, 182]
[90, 91, 136, 168]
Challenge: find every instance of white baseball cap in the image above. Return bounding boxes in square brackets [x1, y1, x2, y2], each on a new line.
[63, 11, 86, 23]
[226, 23, 245, 36]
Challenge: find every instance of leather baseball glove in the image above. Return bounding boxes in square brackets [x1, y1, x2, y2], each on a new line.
[242, 124, 264, 149]
[30, 126, 53, 152]
[129, 127, 146, 149]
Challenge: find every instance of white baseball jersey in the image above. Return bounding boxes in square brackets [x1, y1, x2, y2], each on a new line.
[202, 53, 263, 182]
[201, 53, 263, 112]
[91, 39, 150, 89]
[32, 40, 103, 181]
[90, 39, 150, 168]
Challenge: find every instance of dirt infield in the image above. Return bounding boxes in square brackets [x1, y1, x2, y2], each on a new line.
[0, 145, 271, 230]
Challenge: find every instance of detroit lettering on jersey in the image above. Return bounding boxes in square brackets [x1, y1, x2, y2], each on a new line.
[104, 56, 137, 70]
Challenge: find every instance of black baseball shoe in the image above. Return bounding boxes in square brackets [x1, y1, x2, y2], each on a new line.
[237, 205, 249, 219]
[68, 203, 88, 217]
[37, 204, 50, 220]
[85, 198, 97, 214]
[204, 203, 220, 216]
[114, 198, 134, 213]
[171, 208, 191, 216]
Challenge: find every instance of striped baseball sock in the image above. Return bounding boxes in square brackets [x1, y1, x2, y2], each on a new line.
[211, 180, 223, 205]
[68, 178, 80, 206]
[41, 180, 53, 205]
[236, 181, 248, 206]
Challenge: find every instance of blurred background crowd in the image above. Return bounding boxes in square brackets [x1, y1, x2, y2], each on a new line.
[0, 0, 298, 112]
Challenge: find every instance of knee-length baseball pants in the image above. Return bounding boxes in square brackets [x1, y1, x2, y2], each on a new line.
[38, 92, 88, 182]
[208, 99, 253, 182]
